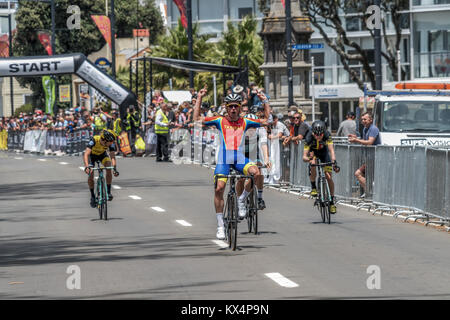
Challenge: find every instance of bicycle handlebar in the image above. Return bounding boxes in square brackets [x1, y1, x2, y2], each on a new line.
[310, 162, 335, 167]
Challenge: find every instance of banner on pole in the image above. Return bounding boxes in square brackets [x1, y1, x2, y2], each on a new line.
[172, 0, 188, 29]
[38, 31, 53, 55]
[42, 76, 56, 115]
[91, 15, 112, 49]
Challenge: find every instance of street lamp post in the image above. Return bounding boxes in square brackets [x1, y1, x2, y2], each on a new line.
[110, 0, 116, 78]
[285, 0, 294, 106]
[7, 12, 13, 116]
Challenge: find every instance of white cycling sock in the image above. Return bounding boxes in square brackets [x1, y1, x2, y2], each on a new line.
[257, 188, 263, 200]
[216, 213, 224, 228]
[239, 190, 250, 202]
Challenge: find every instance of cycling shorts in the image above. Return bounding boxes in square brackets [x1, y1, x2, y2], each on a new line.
[214, 150, 256, 184]
[89, 152, 111, 167]
[309, 149, 332, 173]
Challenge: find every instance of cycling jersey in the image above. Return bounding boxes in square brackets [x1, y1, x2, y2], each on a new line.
[304, 130, 333, 172]
[204, 116, 261, 181]
[87, 135, 116, 156]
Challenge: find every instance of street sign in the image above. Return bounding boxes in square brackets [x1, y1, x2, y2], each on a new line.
[292, 43, 324, 50]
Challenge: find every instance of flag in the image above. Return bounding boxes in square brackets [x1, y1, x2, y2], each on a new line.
[172, 0, 187, 29]
[281, 0, 285, 8]
[42, 76, 56, 115]
[38, 31, 52, 55]
[91, 15, 112, 49]
[0, 34, 9, 57]
[93, 88, 108, 104]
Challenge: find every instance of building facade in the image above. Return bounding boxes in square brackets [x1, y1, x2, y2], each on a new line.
[309, 0, 450, 131]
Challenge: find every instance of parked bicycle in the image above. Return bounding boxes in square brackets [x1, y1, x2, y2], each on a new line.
[90, 161, 115, 220]
[310, 160, 339, 224]
[216, 170, 255, 250]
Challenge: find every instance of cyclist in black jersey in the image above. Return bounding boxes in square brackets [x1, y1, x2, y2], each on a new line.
[302, 120, 339, 214]
[83, 130, 120, 208]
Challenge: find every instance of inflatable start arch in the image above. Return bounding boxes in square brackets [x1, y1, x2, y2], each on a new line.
[0, 53, 137, 117]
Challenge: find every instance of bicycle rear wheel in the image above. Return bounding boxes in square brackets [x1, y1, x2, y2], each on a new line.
[224, 195, 233, 248]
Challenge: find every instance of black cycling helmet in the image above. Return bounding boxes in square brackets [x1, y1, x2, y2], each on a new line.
[224, 93, 242, 104]
[101, 129, 116, 142]
[311, 120, 326, 135]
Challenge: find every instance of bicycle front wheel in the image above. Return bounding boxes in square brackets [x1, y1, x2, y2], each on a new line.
[102, 179, 108, 220]
[322, 179, 331, 224]
[97, 179, 103, 220]
[230, 194, 238, 251]
[318, 180, 325, 223]
[247, 192, 253, 233]
[252, 189, 258, 235]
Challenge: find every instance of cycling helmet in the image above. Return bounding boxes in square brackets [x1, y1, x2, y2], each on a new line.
[245, 113, 259, 120]
[311, 120, 326, 135]
[224, 93, 242, 104]
[101, 129, 116, 142]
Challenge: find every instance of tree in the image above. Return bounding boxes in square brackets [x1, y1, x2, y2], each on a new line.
[114, 0, 164, 44]
[13, 0, 164, 107]
[210, 16, 264, 88]
[151, 20, 212, 91]
[303, 0, 409, 91]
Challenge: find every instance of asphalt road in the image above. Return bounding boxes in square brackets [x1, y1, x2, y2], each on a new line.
[0, 151, 449, 300]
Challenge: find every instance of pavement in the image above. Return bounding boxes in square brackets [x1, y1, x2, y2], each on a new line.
[0, 151, 449, 299]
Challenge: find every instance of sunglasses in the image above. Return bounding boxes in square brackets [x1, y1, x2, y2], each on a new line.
[293, 117, 301, 119]
[226, 104, 240, 109]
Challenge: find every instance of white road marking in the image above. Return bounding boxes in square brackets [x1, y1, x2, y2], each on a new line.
[212, 240, 228, 248]
[129, 195, 142, 200]
[112, 185, 121, 190]
[151, 207, 165, 212]
[38, 159, 47, 162]
[265, 273, 299, 288]
[14, 157, 23, 160]
[59, 162, 68, 165]
[176, 220, 192, 227]
[79, 167, 85, 170]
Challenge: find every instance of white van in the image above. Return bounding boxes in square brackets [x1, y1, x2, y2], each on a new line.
[366, 84, 450, 147]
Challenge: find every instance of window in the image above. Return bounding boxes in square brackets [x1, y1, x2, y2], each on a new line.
[346, 17, 360, 32]
[229, 0, 254, 19]
[199, 0, 222, 20]
[238, 7, 252, 19]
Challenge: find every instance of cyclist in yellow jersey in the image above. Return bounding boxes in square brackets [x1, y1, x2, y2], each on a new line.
[302, 121, 339, 214]
[83, 130, 120, 208]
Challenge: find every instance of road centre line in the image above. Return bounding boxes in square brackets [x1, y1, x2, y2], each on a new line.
[129, 195, 142, 200]
[151, 207, 165, 212]
[112, 185, 121, 190]
[264, 273, 299, 288]
[14, 157, 23, 160]
[59, 162, 68, 165]
[176, 220, 192, 227]
[38, 159, 47, 162]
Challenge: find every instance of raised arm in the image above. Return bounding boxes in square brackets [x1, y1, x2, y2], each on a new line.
[257, 91, 271, 125]
[193, 87, 207, 123]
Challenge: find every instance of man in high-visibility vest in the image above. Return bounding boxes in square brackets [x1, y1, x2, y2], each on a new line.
[93, 107, 107, 136]
[155, 102, 172, 162]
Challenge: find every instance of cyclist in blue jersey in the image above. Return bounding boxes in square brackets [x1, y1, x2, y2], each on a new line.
[194, 86, 271, 240]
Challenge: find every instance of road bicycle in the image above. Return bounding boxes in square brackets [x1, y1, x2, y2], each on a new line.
[90, 162, 114, 221]
[310, 160, 339, 224]
[216, 170, 255, 251]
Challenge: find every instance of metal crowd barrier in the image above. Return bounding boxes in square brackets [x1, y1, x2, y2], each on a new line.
[5, 128, 93, 155]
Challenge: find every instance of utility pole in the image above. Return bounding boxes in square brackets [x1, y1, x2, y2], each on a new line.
[8, 12, 13, 116]
[51, 0, 55, 55]
[187, 0, 194, 88]
[374, 0, 382, 90]
[285, 0, 294, 106]
[110, 0, 116, 78]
